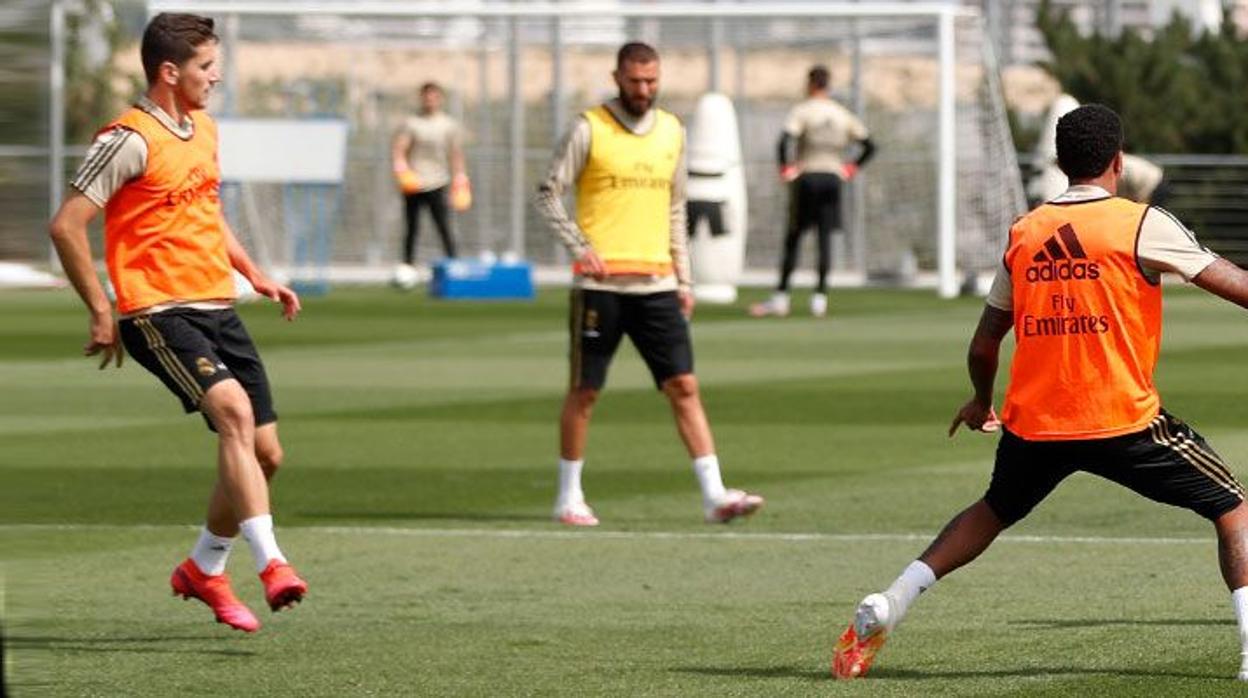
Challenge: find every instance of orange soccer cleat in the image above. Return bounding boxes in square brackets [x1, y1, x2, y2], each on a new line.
[831, 592, 894, 679]
[170, 559, 260, 633]
[259, 560, 308, 612]
[831, 621, 889, 679]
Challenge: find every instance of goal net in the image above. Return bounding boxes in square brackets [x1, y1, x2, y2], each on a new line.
[147, 1, 1026, 296]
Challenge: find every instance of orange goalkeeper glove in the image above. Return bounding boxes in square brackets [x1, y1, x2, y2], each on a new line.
[394, 167, 421, 194]
[450, 174, 472, 212]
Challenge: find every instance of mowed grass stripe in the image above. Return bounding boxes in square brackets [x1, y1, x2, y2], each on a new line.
[0, 522, 1212, 545]
[6, 288, 1248, 695]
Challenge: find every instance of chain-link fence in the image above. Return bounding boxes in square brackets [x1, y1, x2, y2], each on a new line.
[22, 2, 1030, 293]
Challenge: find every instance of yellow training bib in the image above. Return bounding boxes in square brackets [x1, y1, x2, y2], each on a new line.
[575, 105, 682, 276]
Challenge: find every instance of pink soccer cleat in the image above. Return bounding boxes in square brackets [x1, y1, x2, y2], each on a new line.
[170, 559, 260, 633]
[705, 489, 765, 523]
[748, 294, 790, 318]
[554, 500, 600, 527]
[259, 560, 308, 612]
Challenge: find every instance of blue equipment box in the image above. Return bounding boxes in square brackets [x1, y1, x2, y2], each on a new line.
[430, 259, 535, 300]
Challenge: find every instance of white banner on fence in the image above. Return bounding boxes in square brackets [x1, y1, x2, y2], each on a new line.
[217, 119, 348, 183]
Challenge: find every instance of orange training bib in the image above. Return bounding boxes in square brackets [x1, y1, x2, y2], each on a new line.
[1000, 197, 1161, 440]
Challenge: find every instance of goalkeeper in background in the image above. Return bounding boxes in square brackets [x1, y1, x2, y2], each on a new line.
[750, 65, 875, 319]
[391, 82, 470, 285]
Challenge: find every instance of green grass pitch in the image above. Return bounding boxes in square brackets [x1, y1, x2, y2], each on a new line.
[5, 285, 1248, 696]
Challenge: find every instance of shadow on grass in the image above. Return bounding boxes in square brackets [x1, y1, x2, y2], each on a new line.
[870, 666, 1229, 681]
[676, 664, 1229, 682]
[10, 635, 257, 657]
[1010, 618, 1234, 629]
[672, 665, 827, 681]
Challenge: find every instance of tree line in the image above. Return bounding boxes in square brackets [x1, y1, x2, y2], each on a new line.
[1035, 0, 1248, 154]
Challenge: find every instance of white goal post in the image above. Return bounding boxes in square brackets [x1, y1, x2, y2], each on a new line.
[122, 0, 1024, 297]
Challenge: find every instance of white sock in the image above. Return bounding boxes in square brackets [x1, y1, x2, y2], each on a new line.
[884, 560, 937, 625]
[1232, 587, 1248, 660]
[557, 458, 585, 506]
[189, 527, 234, 576]
[692, 454, 727, 507]
[238, 514, 287, 573]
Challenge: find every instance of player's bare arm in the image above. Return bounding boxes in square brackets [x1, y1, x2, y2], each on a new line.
[949, 305, 1013, 436]
[222, 220, 301, 321]
[49, 193, 123, 369]
[1193, 258, 1248, 310]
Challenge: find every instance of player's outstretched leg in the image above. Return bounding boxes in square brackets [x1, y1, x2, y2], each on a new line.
[834, 500, 1002, 678]
[660, 375, 763, 522]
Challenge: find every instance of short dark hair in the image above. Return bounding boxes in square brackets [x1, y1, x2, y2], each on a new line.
[617, 42, 659, 70]
[141, 13, 217, 85]
[420, 82, 443, 95]
[1056, 104, 1124, 180]
[808, 65, 830, 90]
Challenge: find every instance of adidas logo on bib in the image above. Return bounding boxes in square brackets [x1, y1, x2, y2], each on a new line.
[1025, 224, 1100, 282]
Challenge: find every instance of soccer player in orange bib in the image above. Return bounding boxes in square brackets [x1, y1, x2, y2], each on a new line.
[535, 42, 763, 526]
[49, 13, 307, 633]
[832, 105, 1248, 680]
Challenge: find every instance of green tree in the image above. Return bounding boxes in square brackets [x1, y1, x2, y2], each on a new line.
[1036, 0, 1248, 154]
[64, 0, 137, 144]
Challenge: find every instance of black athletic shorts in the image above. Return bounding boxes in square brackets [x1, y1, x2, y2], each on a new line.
[788, 172, 843, 234]
[568, 289, 693, 391]
[119, 307, 277, 429]
[985, 410, 1244, 526]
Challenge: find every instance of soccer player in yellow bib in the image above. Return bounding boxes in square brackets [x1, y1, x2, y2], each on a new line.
[535, 42, 763, 526]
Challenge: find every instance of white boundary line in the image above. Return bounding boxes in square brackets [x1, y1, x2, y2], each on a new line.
[0, 523, 1208, 545]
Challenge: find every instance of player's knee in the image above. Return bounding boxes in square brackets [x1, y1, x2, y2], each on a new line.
[1215, 500, 1248, 529]
[209, 398, 254, 439]
[257, 442, 283, 479]
[662, 374, 699, 401]
[569, 388, 599, 414]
